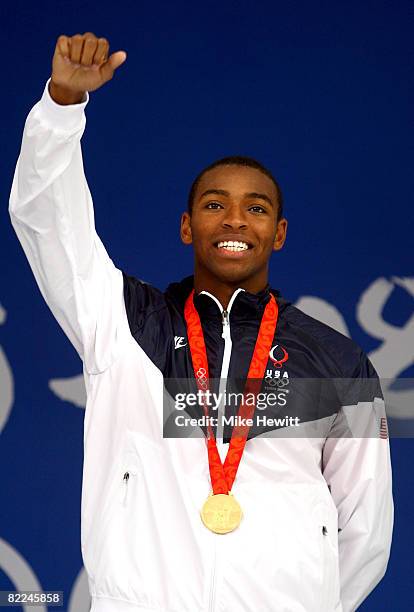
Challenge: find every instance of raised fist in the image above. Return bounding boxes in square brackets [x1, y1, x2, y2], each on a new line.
[50, 32, 127, 104]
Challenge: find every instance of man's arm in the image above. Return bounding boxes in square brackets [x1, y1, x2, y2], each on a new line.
[8, 33, 128, 374]
[322, 357, 394, 611]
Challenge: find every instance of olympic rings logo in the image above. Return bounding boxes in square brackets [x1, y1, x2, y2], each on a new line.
[196, 367, 208, 389]
[265, 376, 289, 388]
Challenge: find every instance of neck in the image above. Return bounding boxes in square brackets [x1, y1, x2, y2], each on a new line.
[193, 269, 269, 309]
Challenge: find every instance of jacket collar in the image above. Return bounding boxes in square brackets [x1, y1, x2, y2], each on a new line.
[165, 275, 282, 322]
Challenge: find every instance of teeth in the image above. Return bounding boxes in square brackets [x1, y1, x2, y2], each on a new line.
[217, 241, 249, 252]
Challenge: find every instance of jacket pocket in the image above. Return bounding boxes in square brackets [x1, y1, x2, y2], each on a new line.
[119, 450, 142, 508]
[314, 504, 340, 611]
[320, 523, 334, 610]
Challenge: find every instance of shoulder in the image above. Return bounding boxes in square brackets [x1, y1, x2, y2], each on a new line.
[121, 271, 167, 334]
[278, 296, 377, 379]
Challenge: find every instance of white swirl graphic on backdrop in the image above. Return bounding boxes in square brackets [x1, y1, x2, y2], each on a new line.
[357, 276, 414, 418]
[294, 296, 350, 337]
[0, 303, 14, 435]
[0, 538, 47, 612]
[48, 374, 86, 408]
[68, 566, 90, 612]
[296, 277, 414, 419]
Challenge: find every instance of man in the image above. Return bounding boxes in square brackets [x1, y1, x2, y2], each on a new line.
[9, 32, 393, 612]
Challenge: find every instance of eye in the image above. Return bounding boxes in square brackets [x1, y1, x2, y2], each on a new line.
[205, 201, 224, 209]
[249, 205, 267, 213]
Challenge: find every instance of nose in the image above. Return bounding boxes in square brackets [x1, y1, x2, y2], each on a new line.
[221, 204, 248, 230]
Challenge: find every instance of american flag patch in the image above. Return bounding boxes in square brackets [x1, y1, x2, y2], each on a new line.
[380, 417, 388, 439]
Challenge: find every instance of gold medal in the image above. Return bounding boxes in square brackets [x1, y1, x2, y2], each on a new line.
[200, 491, 243, 534]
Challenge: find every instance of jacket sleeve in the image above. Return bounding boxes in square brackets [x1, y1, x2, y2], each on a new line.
[8, 78, 126, 375]
[322, 355, 394, 611]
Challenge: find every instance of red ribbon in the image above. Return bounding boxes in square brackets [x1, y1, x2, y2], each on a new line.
[184, 289, 279, 494]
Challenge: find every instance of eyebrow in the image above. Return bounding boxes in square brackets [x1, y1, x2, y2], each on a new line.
[199, 188, 274, 207]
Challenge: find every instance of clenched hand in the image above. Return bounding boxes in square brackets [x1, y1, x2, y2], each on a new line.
[49, 32, 127, 105]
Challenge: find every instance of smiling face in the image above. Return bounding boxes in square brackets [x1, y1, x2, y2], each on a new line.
[180, 164, 288, 303]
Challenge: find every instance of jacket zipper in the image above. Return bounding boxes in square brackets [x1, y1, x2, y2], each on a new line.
[123, 471, 130, 507]
[208, 540, 217, 612]
[220, 309, 231, 380]
[199, 288, 244, 457]
[199, 288, 244, 612]
[320, 524, 332, 609]
[199, 288, 244, 381]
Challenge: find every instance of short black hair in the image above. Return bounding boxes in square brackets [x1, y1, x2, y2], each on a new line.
[187, 155, 284, 220]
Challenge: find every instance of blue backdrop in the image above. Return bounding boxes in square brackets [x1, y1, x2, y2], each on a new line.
[1, 1, 412, 610]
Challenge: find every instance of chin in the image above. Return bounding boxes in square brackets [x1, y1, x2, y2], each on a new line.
[210, 265, 254, 286]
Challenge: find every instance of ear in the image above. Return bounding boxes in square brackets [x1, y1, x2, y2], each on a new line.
[180, 211, 193, 245]
[273, 218, 288, 251]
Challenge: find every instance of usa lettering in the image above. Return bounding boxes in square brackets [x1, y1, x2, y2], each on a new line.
[265, 369, 289, 379]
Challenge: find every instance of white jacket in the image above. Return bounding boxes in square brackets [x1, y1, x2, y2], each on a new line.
[8, 78, 394, 612]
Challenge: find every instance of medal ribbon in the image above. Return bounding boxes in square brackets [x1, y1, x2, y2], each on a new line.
[184, 289, 279, 495]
